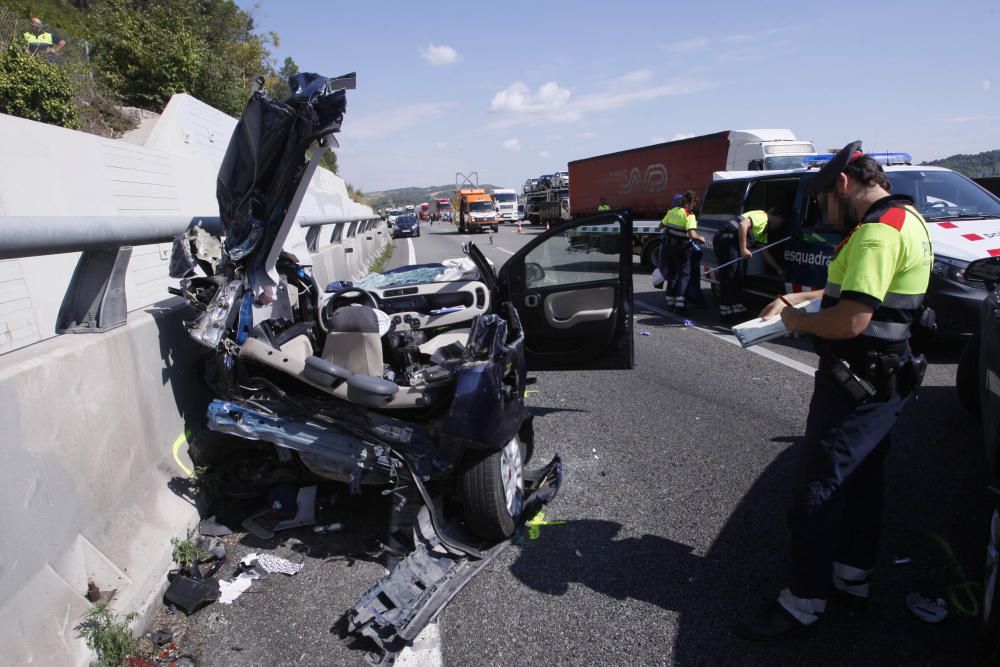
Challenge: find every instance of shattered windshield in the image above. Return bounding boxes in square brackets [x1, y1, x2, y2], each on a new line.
[354, 258, 481, 289]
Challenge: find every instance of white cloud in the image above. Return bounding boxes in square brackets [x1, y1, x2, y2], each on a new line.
[420, 44, 459, 66]
[664, 38, 708, 53]
[620, 69, 652, 83]
[489, 79, 713, 128]
[577, 131, 597, 139]
[672, 132, 696, 140]
[984, 80, 992, 92]
[491, 81, 572, 116]
[348, 102, 455, 139]
[540, 151, 551, 159]
[502, 138, 522, 152]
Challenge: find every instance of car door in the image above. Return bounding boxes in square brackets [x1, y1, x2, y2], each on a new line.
[497, 211, 634, 370]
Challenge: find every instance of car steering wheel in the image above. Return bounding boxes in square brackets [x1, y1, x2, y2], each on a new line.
[320, 285, 382, 333]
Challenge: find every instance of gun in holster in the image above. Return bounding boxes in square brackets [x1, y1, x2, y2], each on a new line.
[821, 352, 927, 402]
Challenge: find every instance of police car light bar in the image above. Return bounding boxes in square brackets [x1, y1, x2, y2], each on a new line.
[800, 152, 912, 169]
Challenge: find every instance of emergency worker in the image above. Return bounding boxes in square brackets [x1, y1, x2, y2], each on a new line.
[660, 190, 705, 313]
[597, 197, 611, 212]
[734, 142, 932, 640]
[712, 207, 786, 324]
[23, 17, 65, 59]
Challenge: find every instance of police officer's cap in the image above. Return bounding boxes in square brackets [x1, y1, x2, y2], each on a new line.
[808, 140, 863, 194]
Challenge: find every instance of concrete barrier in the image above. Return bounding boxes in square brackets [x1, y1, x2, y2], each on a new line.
[0, 93, 375, 355]
[0, 299, 208, 665]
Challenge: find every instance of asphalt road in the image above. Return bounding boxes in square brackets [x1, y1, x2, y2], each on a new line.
[162, 221, 989, 666]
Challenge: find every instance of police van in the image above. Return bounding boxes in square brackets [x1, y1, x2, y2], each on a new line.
[695, 154, 1000, 334]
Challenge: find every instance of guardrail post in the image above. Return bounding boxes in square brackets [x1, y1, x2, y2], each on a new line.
[56, 247, 132, 333]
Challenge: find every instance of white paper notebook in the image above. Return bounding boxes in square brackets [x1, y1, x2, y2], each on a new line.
[731, 299, 821, 348]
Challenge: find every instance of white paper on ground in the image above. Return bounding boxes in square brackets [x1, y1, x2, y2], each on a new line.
[218, 571, 260, 604]
[256, 552, 304, 576]
[731, 299, 820, 348]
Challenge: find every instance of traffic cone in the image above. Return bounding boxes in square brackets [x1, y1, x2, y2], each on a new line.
[517, 221, 522, 233]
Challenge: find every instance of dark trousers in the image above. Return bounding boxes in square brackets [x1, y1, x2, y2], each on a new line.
[787, 369, 910, 605]
[687, 246, 704, 305]
[663, 236, 691, 308]
[712, 229, 745, 315]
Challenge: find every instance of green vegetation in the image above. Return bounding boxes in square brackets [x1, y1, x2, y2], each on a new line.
[75, 602, 143, 667]
[170, 528, 207, 566]
[367, 238, 394, 273]
[0, 43, 79, 126]
[922, 149, 1000, 178]
[368, 183, 499, 210]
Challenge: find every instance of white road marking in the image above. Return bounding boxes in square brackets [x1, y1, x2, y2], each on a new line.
[493, 247, 515, 255]
[636, 297, 816, 377]
[407, 238, 416, 265]
[395, 621, 443, 667]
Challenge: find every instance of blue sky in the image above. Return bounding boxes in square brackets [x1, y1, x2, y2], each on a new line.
[238, 0, 999, 192]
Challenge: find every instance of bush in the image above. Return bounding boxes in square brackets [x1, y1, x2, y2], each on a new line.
[0, 44, 80, 128]
[75, 602, 142, 667]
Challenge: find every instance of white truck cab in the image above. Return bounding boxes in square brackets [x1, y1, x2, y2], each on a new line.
[726, 129, 817, 172]
[492, 188, 519, 223]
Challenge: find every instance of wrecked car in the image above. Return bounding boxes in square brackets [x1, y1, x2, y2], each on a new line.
[168, 70, 634, 655]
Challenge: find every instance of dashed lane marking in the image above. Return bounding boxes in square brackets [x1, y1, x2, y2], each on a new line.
[493, 247, 515, 255]
[407, 237, 416, 266]
[635, 298, 816, 377]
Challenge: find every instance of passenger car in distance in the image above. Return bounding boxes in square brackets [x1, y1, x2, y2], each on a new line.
[392, 214, 420, 238]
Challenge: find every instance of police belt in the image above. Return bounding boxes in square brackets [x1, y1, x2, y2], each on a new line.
[817, 349, 927, 402]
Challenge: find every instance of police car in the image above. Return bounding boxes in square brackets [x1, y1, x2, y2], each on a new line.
[695, 153, 1000, 334]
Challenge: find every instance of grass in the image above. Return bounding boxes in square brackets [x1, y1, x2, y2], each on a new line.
[367, 238, 395, 273]
[170, 528, 207, 566]
[75, 602, 142, 667]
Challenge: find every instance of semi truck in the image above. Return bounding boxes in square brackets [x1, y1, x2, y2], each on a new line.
[418, 202, 430, 221]
[492, 188, 519, 223]
[568, 129, 817, 218]
[434, 197, 452, 221]
[522, 171, 569, 225]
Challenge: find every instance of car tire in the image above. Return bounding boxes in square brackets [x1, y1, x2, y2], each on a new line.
[957, 334, 981, 415]
[982, 509, 1000, 663]
[416, 229, 421, 237]
[460, 435, 526, 542]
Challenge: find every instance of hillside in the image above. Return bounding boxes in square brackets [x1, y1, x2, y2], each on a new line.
[922, 149, 1000, 178]
[367, 184, 499, 210]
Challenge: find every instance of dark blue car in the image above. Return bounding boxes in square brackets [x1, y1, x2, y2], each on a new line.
[392, 214, 420, 238]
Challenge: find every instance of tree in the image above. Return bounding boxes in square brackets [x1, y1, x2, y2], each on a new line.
[0, 44, 80, 128]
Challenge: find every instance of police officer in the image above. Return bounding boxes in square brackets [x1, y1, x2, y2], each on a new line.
[712, 207, 786, 324]
[23, 17, 65, 60]
[660, 190, 705, 314]
[734, 142, 932, 640]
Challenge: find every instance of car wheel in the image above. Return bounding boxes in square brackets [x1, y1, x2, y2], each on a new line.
[460, 435, 525, 541]
[983, 510, 1000, 663]
[957, 334, 981, 415]
[416, 229, 421, 237]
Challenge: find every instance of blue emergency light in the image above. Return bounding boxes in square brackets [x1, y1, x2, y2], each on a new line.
[800, 151, 912, 169]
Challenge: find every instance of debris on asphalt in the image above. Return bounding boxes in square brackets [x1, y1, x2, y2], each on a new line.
[144, 629, 173, 646]
[893, 556, 912, 565]
[592, 448, 599, 460]
[163, 574, 220, 615]
[683, 319, 694, 328]
[193, 535, 226, 561]
[639, 331, 651, 336]
[906, 593, 948, 623]
[242, 485, 317, 539]
[198, 516, 234, 537]
[218, 571, 259, 605]
[313, 522, 344, 534]
[254, 552, 304, 576]
[575, 549, 583, 558]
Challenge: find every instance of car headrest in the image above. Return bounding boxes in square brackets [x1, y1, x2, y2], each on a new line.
[329, 305, 379, 333]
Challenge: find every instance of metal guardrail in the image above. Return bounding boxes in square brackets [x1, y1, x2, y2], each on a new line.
[0, 213, 381, 335]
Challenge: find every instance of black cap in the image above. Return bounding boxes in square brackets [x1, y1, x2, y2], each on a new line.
[808, 140, 863, 194]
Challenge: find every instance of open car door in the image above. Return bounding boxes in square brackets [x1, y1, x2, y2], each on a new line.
[497, 212, 634, 370]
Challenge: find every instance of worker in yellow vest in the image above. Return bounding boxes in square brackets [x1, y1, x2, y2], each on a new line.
[659, 190, 706, 314]
[597, 197, 611, 212]
[23, 17, 65, 58]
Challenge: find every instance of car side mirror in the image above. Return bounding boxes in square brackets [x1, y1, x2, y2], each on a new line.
[525, 262, 545, 285]
[965, 257, 1000, 290]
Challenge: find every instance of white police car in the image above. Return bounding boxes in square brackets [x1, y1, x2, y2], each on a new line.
[697, 153, 1000, 334]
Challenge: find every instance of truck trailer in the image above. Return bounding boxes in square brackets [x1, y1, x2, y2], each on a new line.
[568, 129, 816, 218]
